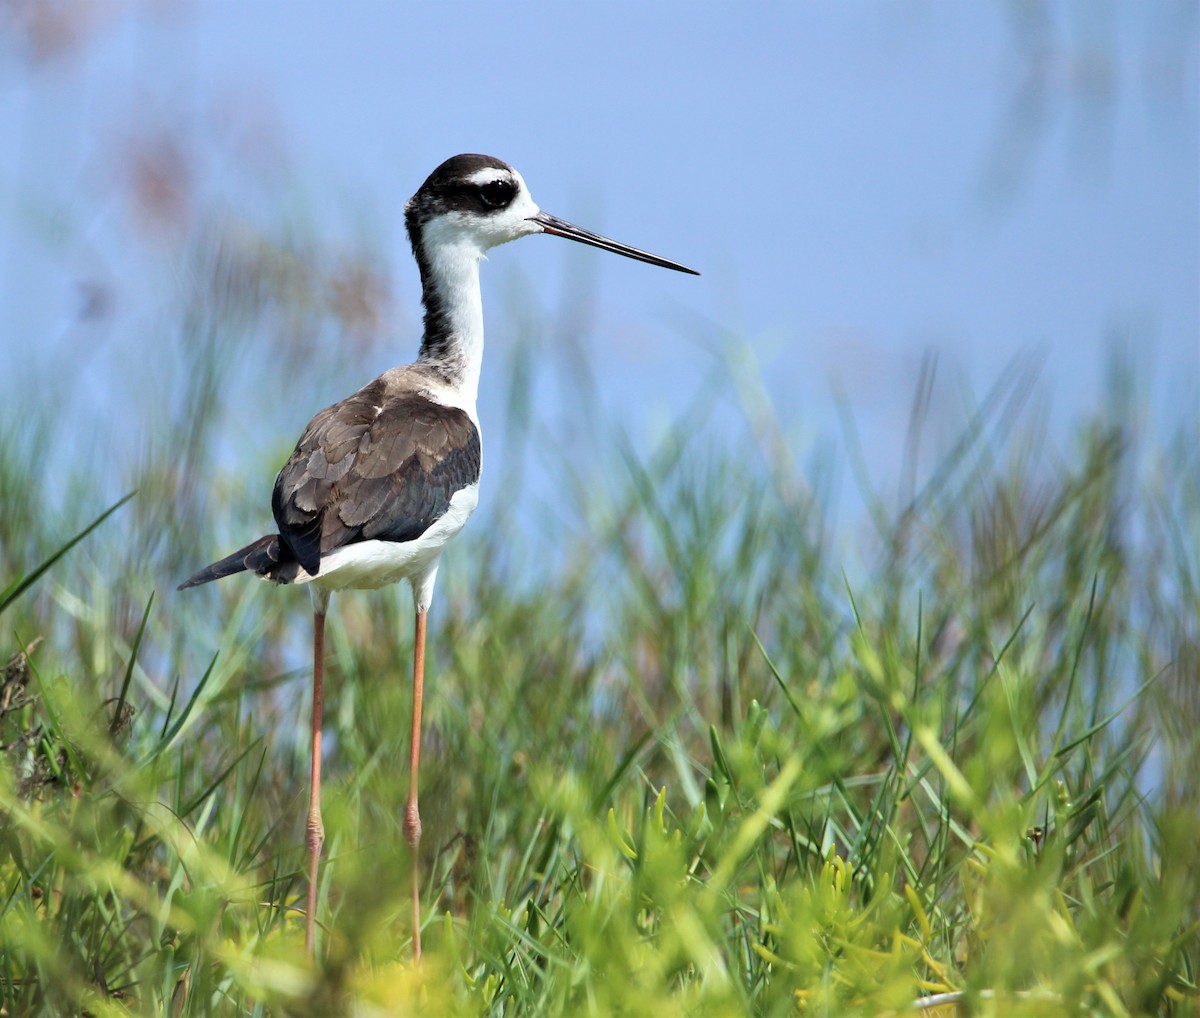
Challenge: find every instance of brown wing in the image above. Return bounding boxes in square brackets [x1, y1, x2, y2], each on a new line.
[271, 377, 481, 575]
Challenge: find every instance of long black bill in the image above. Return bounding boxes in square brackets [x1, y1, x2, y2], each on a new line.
[529, 211, 699, 275]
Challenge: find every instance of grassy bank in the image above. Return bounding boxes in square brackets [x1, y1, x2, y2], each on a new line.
[1, 271, 1197, 1014]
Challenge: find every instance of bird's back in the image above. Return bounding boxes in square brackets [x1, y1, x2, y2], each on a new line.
[179, 365, 482, 592]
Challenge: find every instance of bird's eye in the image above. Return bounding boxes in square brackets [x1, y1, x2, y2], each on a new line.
[478, 179, 515, 208]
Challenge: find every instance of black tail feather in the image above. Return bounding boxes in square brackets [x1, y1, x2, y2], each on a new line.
[177, 535, 289, 590]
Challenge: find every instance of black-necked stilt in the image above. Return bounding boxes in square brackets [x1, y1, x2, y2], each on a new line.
[179, 153, 697, 959]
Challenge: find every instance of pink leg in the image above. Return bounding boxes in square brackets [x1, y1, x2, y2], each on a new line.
[305, 608, 326, 957]
[404, 607, 427, 960]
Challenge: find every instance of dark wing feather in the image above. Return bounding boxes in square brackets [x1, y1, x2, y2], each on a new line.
[177, 535, 284, 590]
[271, 378, 481, 575]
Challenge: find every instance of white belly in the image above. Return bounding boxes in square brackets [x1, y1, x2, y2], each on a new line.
[296, 483, 479, 601]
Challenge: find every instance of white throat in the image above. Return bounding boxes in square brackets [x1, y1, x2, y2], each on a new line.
[416, 218, 489, 403]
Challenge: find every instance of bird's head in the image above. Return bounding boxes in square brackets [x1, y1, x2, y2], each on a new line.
[405, 153, 699, 274]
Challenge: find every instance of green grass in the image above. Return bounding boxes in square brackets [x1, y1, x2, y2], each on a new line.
[0, 229, 1197, 1015]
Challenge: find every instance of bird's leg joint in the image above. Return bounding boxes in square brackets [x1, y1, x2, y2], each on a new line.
[307, 809, 325, 853]
[403, 802, 422, 847]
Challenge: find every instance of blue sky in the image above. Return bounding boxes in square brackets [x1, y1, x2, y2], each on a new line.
[2, 2, 1196, 528]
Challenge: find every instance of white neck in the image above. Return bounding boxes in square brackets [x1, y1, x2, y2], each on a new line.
[415, 221, 489, 404]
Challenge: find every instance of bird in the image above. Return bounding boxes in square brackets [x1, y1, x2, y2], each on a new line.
[178, 153, 698, 959]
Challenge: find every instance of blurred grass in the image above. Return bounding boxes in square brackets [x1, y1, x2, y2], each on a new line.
[1, 217, 1198, 1016]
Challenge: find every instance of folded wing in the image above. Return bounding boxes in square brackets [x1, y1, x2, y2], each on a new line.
[273, 377, 482, 576]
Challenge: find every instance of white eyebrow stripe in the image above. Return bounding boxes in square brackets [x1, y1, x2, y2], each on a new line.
[464, 167, 515, 187]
